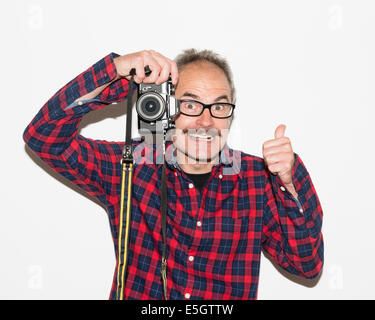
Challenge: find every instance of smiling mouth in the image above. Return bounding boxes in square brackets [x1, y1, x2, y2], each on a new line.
[187, 133, 214, 141]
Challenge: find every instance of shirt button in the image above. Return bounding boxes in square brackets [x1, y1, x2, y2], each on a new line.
[197, 221, 202, 227]
[185, 292, 191, 299]
[188, 183, 194, 189]
[219, 174, 223, 179]
[77, 101, 83, 106]
[280, 186, 286, 192]
[188, 256, 194, 262]
[299, 208, 304, 213]
[175, 172, 178, 177]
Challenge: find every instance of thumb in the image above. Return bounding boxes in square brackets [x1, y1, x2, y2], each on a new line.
[274, 124, 286, 139]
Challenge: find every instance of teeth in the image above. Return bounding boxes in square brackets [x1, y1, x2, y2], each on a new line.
[188, 133, 213, 141]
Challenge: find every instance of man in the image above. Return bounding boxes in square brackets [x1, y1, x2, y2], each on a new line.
[23, 49, 323, 300]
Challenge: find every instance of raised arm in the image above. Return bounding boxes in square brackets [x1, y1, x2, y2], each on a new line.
[261, 154, 324, 279]
[23, 51, 178, 208]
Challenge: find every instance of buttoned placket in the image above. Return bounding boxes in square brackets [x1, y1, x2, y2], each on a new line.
[180, 166, 225, 299]
[167, 156, 232, 299]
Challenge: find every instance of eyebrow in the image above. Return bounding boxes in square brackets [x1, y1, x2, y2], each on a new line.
[181, 92, 230, 102]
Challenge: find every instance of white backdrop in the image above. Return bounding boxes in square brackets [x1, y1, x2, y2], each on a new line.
[1, 0, 374, 299]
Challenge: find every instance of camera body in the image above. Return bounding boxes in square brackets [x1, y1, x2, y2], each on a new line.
[136, 79, 179, 134]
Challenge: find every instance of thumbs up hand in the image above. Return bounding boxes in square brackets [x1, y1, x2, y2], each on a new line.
[262, 124, 298, 198]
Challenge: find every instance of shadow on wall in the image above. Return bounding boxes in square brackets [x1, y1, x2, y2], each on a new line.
[79, 99, 129, 132]
[24, 145, 106, 211]
[23, 98, 130, 213]
[262, 250, 323, 288]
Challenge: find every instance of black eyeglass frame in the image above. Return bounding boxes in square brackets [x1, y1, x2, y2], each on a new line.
[177, 99, 236, 119]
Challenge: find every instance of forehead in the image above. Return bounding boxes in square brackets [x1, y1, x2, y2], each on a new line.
[175, 61, 231, 101]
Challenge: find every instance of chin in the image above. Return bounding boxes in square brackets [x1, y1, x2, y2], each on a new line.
[177, 145, 222, 164]
[172, 133, 226, 164]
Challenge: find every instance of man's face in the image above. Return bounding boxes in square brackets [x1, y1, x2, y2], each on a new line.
[172, 61, 233, 164]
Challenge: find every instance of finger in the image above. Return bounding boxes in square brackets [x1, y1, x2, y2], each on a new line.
[263, 144, 292, 158]
[144, 62, 162, 83]
[151, 52, 177, 84]
[156, 62, 171, 85]
[274, 124, 286, 139]
[268, 162, 290, 175]
[133, 57, 145, 84]
[267, 162, 282, 174]
[263, 136, 291, 150]
[169, 60, 179, 85]
[264, 152, 293, 166]
[142, 53, 162, 83]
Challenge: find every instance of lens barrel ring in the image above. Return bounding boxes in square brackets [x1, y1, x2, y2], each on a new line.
[136, 92, 166, 122]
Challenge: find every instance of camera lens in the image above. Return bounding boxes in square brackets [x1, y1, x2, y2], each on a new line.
[136, 93, 165, 121]
[144, 99, 158, 115]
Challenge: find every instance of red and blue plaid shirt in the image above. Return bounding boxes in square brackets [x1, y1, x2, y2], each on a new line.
[23, 53, 324, 300]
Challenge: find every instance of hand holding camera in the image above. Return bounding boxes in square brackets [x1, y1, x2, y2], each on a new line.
[114, 50, 180, 134]
[113, 50, 178, 85]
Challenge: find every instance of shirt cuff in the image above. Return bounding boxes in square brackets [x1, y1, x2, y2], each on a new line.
[270, 153, 310, 221]
[64, 98, 101, 111]
[63, 52, 129, 111]
[92, 52, 119, 87]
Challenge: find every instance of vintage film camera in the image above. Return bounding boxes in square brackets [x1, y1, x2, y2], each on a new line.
[136, 67, 179, 135]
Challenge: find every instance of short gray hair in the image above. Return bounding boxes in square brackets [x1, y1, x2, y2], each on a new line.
[174, 49, 236, 104]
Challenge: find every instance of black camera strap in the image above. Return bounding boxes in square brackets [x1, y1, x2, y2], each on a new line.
[116, 69, 168, 300]
[160, 148, 168, 300]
